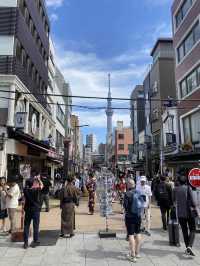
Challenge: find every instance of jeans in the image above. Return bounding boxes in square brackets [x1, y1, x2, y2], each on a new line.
[24, 210, 40, 244]
[41, 194, 50, 211]
[179, 217, 196, 248]
[160, 206, 170, 230]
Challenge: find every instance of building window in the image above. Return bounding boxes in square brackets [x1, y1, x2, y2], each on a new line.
[183, 111, 200, 143]
[177, 21, 200, 63]
[118, 144, 124, 150]
[56, 130, 64, 149]
[118, 134, 124, 140]
[179, 63, 200, 98]
[56, 104, 65, 126]
[128, 144, 133, 153]
[175, 0, 194, 28]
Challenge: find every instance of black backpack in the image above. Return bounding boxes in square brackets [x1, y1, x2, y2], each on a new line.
[156, 182, 170, 205]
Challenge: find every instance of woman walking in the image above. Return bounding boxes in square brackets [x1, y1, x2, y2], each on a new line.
[86, 173, 96, 215]
[60, 177, 79, 237]
[173, 175, 198, 256]
[0, 177, 8, 232]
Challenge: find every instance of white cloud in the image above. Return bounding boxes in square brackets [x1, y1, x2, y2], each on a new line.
[50, 13, 58, 22]
[53, 39, 146, 130]
[46, 0, 64, 8]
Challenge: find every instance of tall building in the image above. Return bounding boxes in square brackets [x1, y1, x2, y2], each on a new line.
[86, 134, 97, 153]
[98, 143, 106, 156]
[148, 38, 176, 175]
[130, 85, 145, 167]
[105, 74, 113, 165]
[0, 0, 52, 178]
[114, 121, 133, 167]
[170, 0, 200, 171]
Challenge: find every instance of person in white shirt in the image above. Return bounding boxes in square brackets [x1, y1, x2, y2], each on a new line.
[5, 179, 20, 233]
[136, 176, 152, 236]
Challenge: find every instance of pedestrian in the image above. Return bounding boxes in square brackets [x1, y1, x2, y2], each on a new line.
[5, 177, 20, 234]
[154, 175, 173, 231]
[0, 177, 8, 233]
[86, 173, 97, 215]
[136, 176, 152, 236]
[41, 172, 52, 212]
[23, 172, 44, 249]
[173, 175, 198, 256]
[124, 179, 144, 263]
[60, 177, 79, 238]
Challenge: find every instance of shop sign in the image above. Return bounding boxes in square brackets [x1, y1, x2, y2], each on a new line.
[15, 112, 26, 130]
[188, 168, 200, 188]
[48, 150, 63, 161]
[20, 164, 31, 180]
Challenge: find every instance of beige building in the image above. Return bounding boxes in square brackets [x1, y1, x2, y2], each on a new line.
[114, 121, 133, 166]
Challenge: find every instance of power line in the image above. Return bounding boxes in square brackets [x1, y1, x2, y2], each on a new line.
[0, 95, 198, 111]
[1, 88, 200, 102]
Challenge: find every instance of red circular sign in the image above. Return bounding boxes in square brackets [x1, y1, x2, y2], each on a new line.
[188, 168, 200, 188]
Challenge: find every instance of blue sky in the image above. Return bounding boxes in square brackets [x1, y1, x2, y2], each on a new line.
[46, 0, 173, 144]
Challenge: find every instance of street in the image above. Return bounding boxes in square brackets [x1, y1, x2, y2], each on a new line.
[0, 198, 200, 266]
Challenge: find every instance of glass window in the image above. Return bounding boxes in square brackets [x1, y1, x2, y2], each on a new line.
[183, 116, 191, 142]
[194, 22, 200, 43]
[178, 44, 184, 62]
[180, 80, 187, 98]
[176, 10, 182, 28]
[187, 71, 197, 93]
[118, 144, 124, 150]
[191, 111, 200, 142]
[185, 31, 194, 54]
[197, 66, 200, 85]
[118, 134, 124, 140]
[182, 0, 191, 17]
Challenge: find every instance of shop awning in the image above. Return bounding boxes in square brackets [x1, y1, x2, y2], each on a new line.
[21, 140, 50, 153]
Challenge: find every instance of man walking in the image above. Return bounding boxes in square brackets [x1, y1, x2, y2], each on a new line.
[136, 176, 152, 236]
[23, 172, 43, 249]
[155, 175, 173, 231]
[124, 179, 144, 263]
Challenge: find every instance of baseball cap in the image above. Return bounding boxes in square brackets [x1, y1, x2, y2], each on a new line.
[140, 176, 146, 182]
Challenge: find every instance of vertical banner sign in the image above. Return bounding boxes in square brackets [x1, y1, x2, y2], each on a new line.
[188, 168, 200, 188]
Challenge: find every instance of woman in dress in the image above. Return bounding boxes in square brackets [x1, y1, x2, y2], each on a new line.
[60, 177, 79, 237]
[0, 177, 8, 232]
[86, 173, 97, 215]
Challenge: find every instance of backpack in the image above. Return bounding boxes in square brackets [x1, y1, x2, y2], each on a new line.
[131, 190, 145, 216]
[156, 183, 170, 205]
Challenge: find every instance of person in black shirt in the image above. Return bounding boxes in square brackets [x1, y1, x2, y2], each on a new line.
[23, 172, 43, 249]
[41, 172, 52, 212]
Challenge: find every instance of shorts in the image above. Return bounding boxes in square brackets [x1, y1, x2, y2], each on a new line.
[0, 209, 8, 219]
[125, 216, 141, 235]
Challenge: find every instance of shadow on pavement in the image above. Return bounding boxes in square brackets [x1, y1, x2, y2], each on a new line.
[39, 230, 60, 246]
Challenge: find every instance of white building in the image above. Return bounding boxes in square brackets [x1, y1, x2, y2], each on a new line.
[86, 134, 97, 153]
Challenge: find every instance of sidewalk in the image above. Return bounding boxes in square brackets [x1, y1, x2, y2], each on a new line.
[1, 199, 200, 266]
[0, 230, 200, 266]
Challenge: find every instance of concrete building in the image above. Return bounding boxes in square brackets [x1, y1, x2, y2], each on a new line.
[148, 38, 176, 175]
[114, 121, 133, 166]
[170, 0, 200, 171]
[0, 0, 52, 178]
[98, 143, 106, 156]
[130, 85, 145, 168]
[86, 134, 97, 153]
[83, 145, 92, 167]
